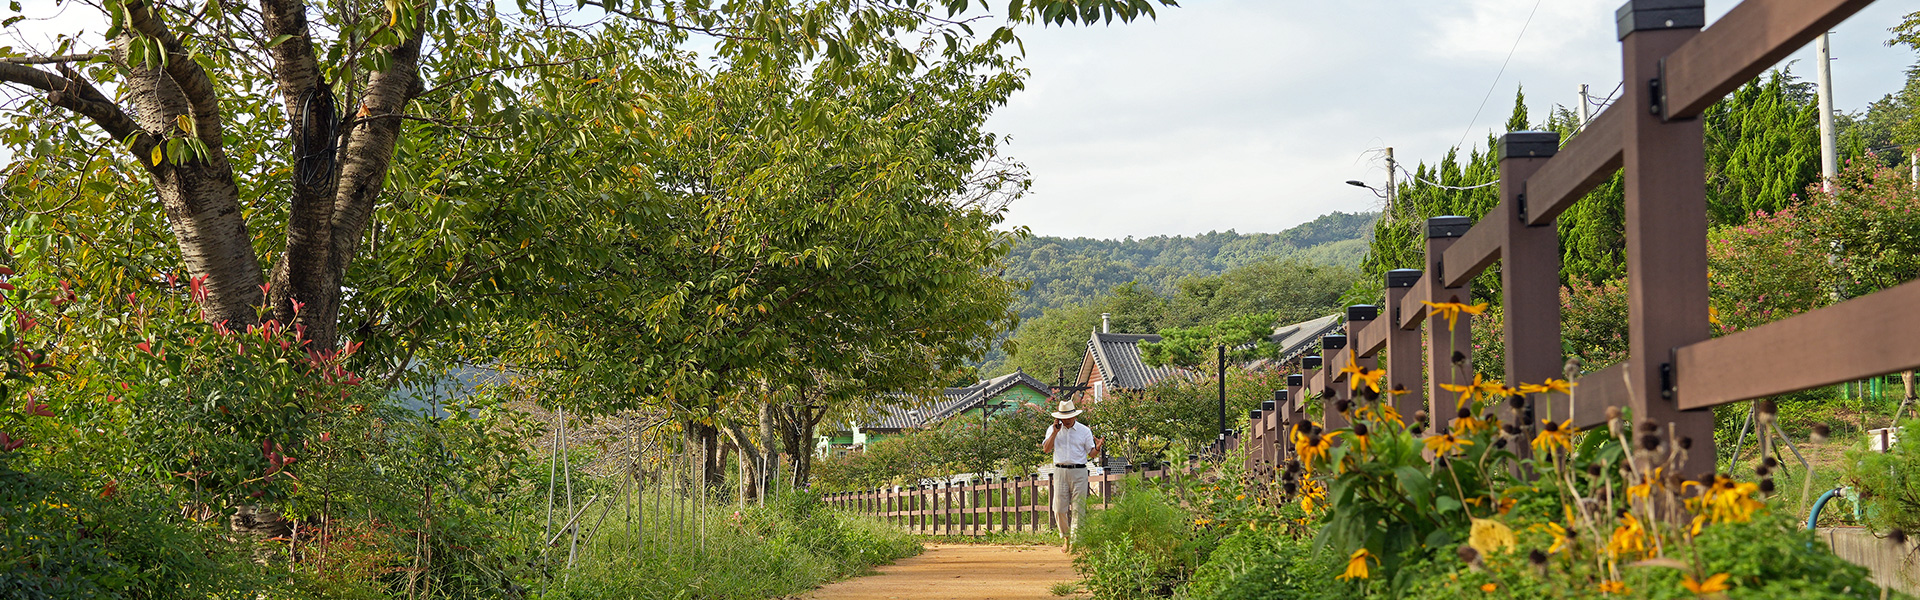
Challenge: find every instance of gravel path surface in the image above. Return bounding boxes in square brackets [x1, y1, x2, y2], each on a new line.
[802, 544, 1076, 600]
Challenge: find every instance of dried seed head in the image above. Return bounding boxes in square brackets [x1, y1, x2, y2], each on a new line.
[1410, 424, 1427, 436]
[1758, 400, 1777, 417]
[1452, 351, 1467, 365]
[1503, 423, 1521, 435]
[1605, 406, 1622, 421]
[1414, 410, 1430, 423]
[1508, 394, 1525, 409]
[1528, 549, 1548, 566]
[1435, 456, 1449, 468]
[1639, 434, 1660, 451]
[1759, 478, 1776, 493]
[1361, 387, 1380, 401]
[1763, 457, 1778, 469]
[1334, 399, 1352, 414]
[1888, 529, 1908, 546]
[1493, 437, 1509, 450]
[1283, 481, 1298, 495]
[1755, 465, 1771, 477]
[1811, 423, 1831, 442]
[1457, 545, 1481, 564]
[1678, 436, 1692, 450]
[1586, 463, 1603, 477]
[1640, 420, 1659, 434]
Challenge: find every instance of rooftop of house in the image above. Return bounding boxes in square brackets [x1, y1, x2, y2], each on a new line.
[840, 370, 1056, 432]
[1086, 331, 1180, 390]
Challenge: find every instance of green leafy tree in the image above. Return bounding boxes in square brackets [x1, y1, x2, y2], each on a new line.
[1140, 312, 1279, 371]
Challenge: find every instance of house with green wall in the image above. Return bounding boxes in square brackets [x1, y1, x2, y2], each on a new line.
[816, 370, 1054, 457]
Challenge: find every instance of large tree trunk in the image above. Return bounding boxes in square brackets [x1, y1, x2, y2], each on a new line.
[0, 0, 425, 352]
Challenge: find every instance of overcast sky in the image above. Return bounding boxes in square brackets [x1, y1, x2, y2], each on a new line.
[990, 0, 1920, 239]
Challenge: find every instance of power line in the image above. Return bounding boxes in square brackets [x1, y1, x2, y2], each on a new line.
[1456, 0, 1547, 151]
[1396, 165, 1498, 191]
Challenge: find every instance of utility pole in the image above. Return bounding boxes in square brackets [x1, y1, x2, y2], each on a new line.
[1384, 147, 1396, 215]
[1817, 33, 1838, 192]
[1216, 345, 1226, 439]
[1578, 84, 1592, 129]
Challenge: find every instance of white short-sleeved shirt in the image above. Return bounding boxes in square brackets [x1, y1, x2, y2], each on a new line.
[1045, 422, 1096, 466]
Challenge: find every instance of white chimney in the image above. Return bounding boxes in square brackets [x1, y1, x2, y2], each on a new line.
[1101, 313, 1111, 333]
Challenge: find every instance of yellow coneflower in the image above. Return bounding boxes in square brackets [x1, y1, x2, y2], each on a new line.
[1532, 418, 1577, 455]
[1606, 513, 1649, 559]
[1425, 432, 1473, 456]
[1681, 572, 1731, 594]
[1597, 580, 1628, 594]
[1337, 548, 1373, 580]
[1421, 299, 1488, 331]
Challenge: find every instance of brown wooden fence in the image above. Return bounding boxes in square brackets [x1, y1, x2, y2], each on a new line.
[1234, 0, 1914, 479]
[826, 0, 1917, 528]
[820, 468, 1190, 535]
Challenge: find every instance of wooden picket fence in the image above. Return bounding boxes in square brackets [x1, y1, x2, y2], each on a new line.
[820, 467, 1190, 535]
[1235, 0, 1918, 479]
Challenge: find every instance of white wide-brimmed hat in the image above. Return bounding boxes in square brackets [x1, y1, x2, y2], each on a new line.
[1051, 399, 1084, 419]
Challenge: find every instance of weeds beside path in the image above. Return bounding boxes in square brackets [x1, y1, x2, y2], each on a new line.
[803, 544, 1077, 600]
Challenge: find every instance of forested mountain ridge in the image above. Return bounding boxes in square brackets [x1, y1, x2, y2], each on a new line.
[1001, 211, 1377, 319]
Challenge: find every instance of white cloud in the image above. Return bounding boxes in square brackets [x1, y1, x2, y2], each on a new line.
[991, 0, 1918, 239]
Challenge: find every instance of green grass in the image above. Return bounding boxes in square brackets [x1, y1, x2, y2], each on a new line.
[544, 490, 921, 599]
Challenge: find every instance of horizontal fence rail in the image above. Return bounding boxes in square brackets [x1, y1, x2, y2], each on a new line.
[820, 468, 1189, 536]
[823, 0, 1917, 524]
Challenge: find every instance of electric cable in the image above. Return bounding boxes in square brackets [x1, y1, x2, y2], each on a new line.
[1456, 0, 1547, 151]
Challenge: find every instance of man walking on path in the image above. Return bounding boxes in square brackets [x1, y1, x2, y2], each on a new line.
[1041, 399, 1102, 552]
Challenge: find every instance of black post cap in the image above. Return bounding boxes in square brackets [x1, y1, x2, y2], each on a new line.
[1615, 0, 1704, 40]
[1302, 356, 1321, 370]
[1276, 389, 1290, 401]
[1323, 335, 1347, 351]
[1386, 268, 1424, 288]
[1250, 409, 1262, 420]
[1263, 399, 1276, 411]
[1287, 374, 1303, 387]
[1427, 216, 1471, 239]
[1499, 131, 1560, 159]
[1346, 304, 1379, 322]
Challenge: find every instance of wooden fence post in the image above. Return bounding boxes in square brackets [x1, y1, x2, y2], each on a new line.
[1496, 131, 1564, 439]
[1322, 335, 1349, 430]
[1619, 0, 1716, 476]
[1384, 269, 1426, 423]
[1424, 215, 1474, 432]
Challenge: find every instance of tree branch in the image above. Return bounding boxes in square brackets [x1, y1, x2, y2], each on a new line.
[0, 53, 105, 65]
[124, 0, 224, 147]
[0, 62, 157, 159]
[416, 52, 616, 100]
[578, 1, 764, 41]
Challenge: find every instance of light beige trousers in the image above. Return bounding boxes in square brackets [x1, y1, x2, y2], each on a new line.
[1050, 467, 1090, 539]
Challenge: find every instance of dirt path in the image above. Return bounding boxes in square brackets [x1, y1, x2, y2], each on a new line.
[803, 544, 1077, 600]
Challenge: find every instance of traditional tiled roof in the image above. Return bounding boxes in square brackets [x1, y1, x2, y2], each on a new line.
[1269, 314, 1344, 362]
[927, 370, 1052, 421]
[853, 370, 1054, 431]
[1088, 332, 1180, 390]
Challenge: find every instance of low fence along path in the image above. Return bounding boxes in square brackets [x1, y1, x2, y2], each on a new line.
[804, 544, 1075, 600]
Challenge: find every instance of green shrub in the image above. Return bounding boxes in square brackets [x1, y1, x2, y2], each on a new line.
[548, 488, 920, 600]
[0, 453, 267, 599]
[1845, 418, 1920, 534]
[1178, 525, 1336, 600]
[1075, 487, 1203, 599]
[1393, 512, 1889, 599]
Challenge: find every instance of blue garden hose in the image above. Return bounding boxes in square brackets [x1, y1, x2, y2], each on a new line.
[1806, 487, 1842, 530]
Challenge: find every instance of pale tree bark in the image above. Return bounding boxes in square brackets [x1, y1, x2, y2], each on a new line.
[0, 0, 427, 350]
